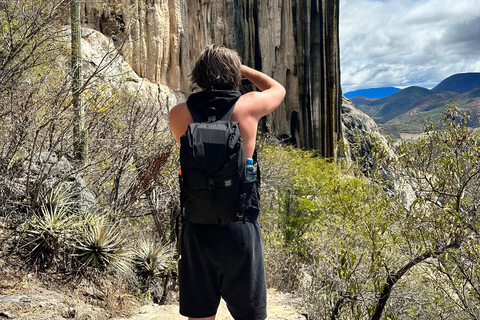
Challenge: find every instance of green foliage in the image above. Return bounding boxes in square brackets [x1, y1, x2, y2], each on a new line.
[395, 103, 479, 246]
[0, 0, 178, 307]
[260, 104, 480, 319]
[22, 184, 132, 274]
[0, 0, 66, 93]
[260, 145, 392, 311]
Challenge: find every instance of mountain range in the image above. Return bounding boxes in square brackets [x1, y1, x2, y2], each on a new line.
[348, 73, 480, 138]
[344, 87, 401, 99]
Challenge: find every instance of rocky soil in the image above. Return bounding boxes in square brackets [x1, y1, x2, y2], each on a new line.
[0, 287, 305, 320]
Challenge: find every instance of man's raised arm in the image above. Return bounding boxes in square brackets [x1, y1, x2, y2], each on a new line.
[240, 65, 286, 119]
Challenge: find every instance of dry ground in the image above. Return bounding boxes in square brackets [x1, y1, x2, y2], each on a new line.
[0, 217, 306, 320]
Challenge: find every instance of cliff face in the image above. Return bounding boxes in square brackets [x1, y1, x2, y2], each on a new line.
[83, 0, 341, 157]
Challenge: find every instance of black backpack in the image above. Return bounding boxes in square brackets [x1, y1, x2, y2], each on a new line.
[179, 90, 246, 225]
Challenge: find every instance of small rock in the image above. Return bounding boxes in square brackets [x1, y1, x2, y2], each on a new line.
[0, 308, 17, 319]
[77, 313, 93, 320]
[62, 307, 76, 319]
[84, 286, 105, 301]
[32, 315, 65, 320]
[18, 295, 32, 307]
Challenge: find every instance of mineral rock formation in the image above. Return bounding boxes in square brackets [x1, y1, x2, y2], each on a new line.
[83, 0, 342, 157]
[341, 96, 391, 166]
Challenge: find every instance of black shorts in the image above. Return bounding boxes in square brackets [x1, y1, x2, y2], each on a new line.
[178, 217, 267, 320]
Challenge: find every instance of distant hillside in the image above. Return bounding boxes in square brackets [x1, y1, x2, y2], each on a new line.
[349, 96, 379, 115]
[463, 87, 480, 99]
[380, 89, 480, 138]
[355, 86, 432, 123]
[350, 72, 480, 139]
[373, 86, 432, 123]
[344, 87, 401, 99]
[350, 96, 378, 105]
[431, 73, 480, 94]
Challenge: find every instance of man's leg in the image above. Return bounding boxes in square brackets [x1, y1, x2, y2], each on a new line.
[179, 222, 221, 319]
[221, 220, 267, 320]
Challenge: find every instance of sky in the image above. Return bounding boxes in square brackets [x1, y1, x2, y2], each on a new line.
[340, 0, 480, 93]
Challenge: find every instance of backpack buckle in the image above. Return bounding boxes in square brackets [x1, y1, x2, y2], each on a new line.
[208, 177, 215, 190]
[207, 107, 217, 122]
[239, 193, 246, 223]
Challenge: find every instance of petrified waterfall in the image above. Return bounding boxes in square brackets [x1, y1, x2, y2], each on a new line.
[83, 0, 342, 158]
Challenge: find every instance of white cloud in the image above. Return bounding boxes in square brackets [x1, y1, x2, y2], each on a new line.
[340, 0, 480, 93]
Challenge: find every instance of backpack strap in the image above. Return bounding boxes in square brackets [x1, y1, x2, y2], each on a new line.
[252, 149, 261, 186]
[186, 102, 207, 123]
[218, 104, 235, 121]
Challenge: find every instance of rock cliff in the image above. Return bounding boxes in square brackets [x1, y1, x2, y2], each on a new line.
[82, 0, 342, 157]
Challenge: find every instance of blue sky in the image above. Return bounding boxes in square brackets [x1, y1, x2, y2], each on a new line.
[340, 0, 480, 93]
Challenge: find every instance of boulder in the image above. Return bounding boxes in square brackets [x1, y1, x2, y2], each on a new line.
[341, 96, 393, 168]
[23, 152, 96, 213]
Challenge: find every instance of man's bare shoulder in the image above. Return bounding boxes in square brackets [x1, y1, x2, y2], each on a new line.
[235, 92, 263, 109]
[169, 102, 193, 145]
[170, 102, 188, 116]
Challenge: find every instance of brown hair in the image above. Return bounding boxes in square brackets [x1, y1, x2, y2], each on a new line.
[190, 44, 242, 90]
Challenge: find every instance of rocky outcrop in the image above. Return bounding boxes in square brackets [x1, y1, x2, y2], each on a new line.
[341, 96, 392, 166]
[80, 27, 181, 124]
[0, 287, 103, 320]
[82, 0, 341, 158]
[26, 152, 96, 213]
[1, 151, 96, 213]
[341, 97, 415, 203]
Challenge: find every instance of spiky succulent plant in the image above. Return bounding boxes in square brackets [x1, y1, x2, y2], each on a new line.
[24, 184, 78, 267]
[76, 216, 131, 273]
[132, 238, 173, 290]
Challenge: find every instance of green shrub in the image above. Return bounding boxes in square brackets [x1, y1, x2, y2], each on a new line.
[260, 104, 480, 320]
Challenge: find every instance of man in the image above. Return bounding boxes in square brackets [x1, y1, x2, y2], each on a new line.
[169, 44, 285, 320]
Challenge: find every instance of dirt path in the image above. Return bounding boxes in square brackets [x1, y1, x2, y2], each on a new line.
[0, 283, 306, 320]
[119, 289, 306, 320]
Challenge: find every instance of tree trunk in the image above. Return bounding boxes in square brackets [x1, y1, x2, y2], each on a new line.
[371, 240, 461, 320]
[71, 0, 87, 161]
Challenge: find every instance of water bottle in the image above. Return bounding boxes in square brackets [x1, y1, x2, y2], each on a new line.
[244, 158, 256, 183]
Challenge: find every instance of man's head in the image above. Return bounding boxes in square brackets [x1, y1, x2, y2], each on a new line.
[191, 44, 242, 90]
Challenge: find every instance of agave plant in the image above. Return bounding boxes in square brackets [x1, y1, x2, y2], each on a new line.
[132, 239, 173, 291]
[76, 216, 131, 273]
[23, 184, 78, 267]
[40, 182, 73, 211]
